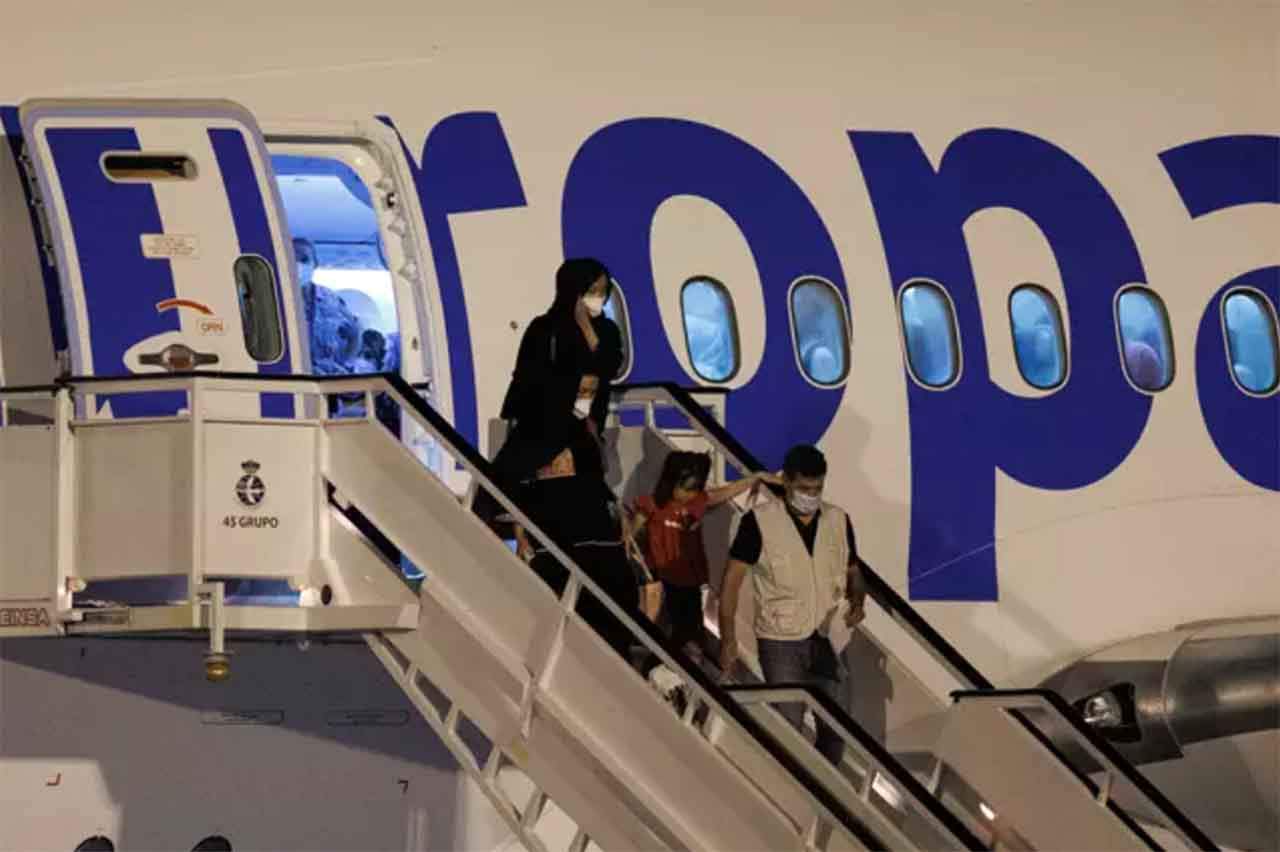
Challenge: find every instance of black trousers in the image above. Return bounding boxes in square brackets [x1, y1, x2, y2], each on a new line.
[531, 543, 636, 660]
[661, 582, 705, 653]
[639, 581, 708, 679]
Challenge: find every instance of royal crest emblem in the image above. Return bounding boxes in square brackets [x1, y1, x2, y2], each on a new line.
[235, 460, 266, 508]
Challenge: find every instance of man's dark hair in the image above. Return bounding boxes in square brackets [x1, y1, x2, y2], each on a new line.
[782, 444, 827, 479]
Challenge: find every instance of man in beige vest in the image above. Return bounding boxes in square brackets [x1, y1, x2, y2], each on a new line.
[718, 444, 867, 765]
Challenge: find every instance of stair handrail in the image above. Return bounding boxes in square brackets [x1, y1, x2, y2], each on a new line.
[727, 683, 986, 849]
[613, 380, 1219, 851]
[614, 381, 993, 690]
[0, 382, 62, 427]
[950, 689, 1219, 851]
[52, 370, 891, 850]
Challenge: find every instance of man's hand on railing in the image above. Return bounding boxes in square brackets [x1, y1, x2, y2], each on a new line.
[718, 637, 740, 684]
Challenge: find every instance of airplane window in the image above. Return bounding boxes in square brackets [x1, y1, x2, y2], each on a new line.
[1009, 284, 1067, 389]
[1116, 287, 1174, 392]
[602, 278, 633, 380]
[789, 277, 850, 386]
[233, 256, 284, 363]
[102, 152, 196, 181]
[898, 280, 960, 388]
[1223, 289, 1279, 395]
[680, 277, 740, 383]
[192, 836, 233, 851]
[73, 838, 114, 852]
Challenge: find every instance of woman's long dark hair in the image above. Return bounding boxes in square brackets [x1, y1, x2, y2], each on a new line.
[653, 451, 712, 508]
[550, 257, 611, 317]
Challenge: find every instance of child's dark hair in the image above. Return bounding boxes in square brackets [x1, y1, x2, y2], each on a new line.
[653, 451, 712, 507]
[782, 444, 827, 479]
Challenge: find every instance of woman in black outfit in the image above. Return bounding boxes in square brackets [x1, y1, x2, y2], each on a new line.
[490, 258, 634, 658]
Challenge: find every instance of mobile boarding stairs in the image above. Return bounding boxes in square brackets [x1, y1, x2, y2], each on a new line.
[0, 373, 1220, 851]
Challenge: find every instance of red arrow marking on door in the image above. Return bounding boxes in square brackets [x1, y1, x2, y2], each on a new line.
[156, 298, 214, 315]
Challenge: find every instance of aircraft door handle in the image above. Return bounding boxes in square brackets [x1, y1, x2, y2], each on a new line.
[138, 343, 220, 372]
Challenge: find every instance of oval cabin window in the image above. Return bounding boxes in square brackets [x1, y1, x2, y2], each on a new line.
[898, 280, 961, 388]
[602, 278, 634, 380]
[73, 838, 114, 852]
[233, 255, 285, 363]
[790, 277, 850, 386]
[1115, 287, 1175, 392]
[1009, 284, 1068, 389]
[1222, 289, 1279, 395]
[680, 276, 741, 383]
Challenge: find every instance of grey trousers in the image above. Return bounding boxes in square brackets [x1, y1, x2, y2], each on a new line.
[757, 633, 845, 766]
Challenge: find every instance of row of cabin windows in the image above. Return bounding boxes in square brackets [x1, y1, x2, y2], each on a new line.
[613, 276, 1278, 396]
[233, 255, 1280, 398]
[605, 276, 852, 386]
[896, 280, 1279, 395]
[75, 836, 231, 851]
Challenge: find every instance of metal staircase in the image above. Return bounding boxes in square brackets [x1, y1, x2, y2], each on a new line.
[603, 381, 1220, 852]
[0, 373, 1220, 850]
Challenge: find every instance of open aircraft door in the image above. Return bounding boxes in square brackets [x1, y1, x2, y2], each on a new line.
[19, 99, 306, 419]
[262, 119, 452, 487]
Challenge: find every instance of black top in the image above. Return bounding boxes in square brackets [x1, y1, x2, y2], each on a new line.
[514, 416, 621, 549]
[519, 473, 622, 551]
[500, 312, 623, 430]
[729, 507, 858, 566]
[494, 311, 623, 484]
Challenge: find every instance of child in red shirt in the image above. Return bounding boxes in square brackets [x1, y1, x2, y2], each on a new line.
[627, 452, 780, 663]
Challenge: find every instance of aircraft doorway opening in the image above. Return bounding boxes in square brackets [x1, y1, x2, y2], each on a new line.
[269, 142, 436, 580]
[271, 153, 398, 421]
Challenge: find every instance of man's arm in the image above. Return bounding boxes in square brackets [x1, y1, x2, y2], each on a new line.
[845, 517, 867, 623]
[718, 559, 749, 678]
[718, 510, 762, 678]
[848, 560, 867, 606]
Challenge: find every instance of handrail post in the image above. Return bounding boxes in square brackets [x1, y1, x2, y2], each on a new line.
[313, 386, 334, 580]
[51, 385, 77, 620]
[27, 372, 930, 850]
[189, 376, 206, 614]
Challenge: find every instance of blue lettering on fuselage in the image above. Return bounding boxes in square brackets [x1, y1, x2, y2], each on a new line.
[7, 104, 1273, 601]
[0, 108, 66, 353]
[849, 129, 1153, 600]
[562, 118, 850, 469]
[1160, 135, 1280, 492]
[378, 113, 528, 448]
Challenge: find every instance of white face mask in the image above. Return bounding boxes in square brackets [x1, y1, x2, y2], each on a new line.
[573, 397, 594, 419]
[788, 491, 821, 515]
[582, 295, 606, 317]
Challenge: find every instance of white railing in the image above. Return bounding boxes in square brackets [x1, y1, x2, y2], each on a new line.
[1, 373, 895, 850]
[607, 382, 1219, 852]
[729, 685, 986, 848]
